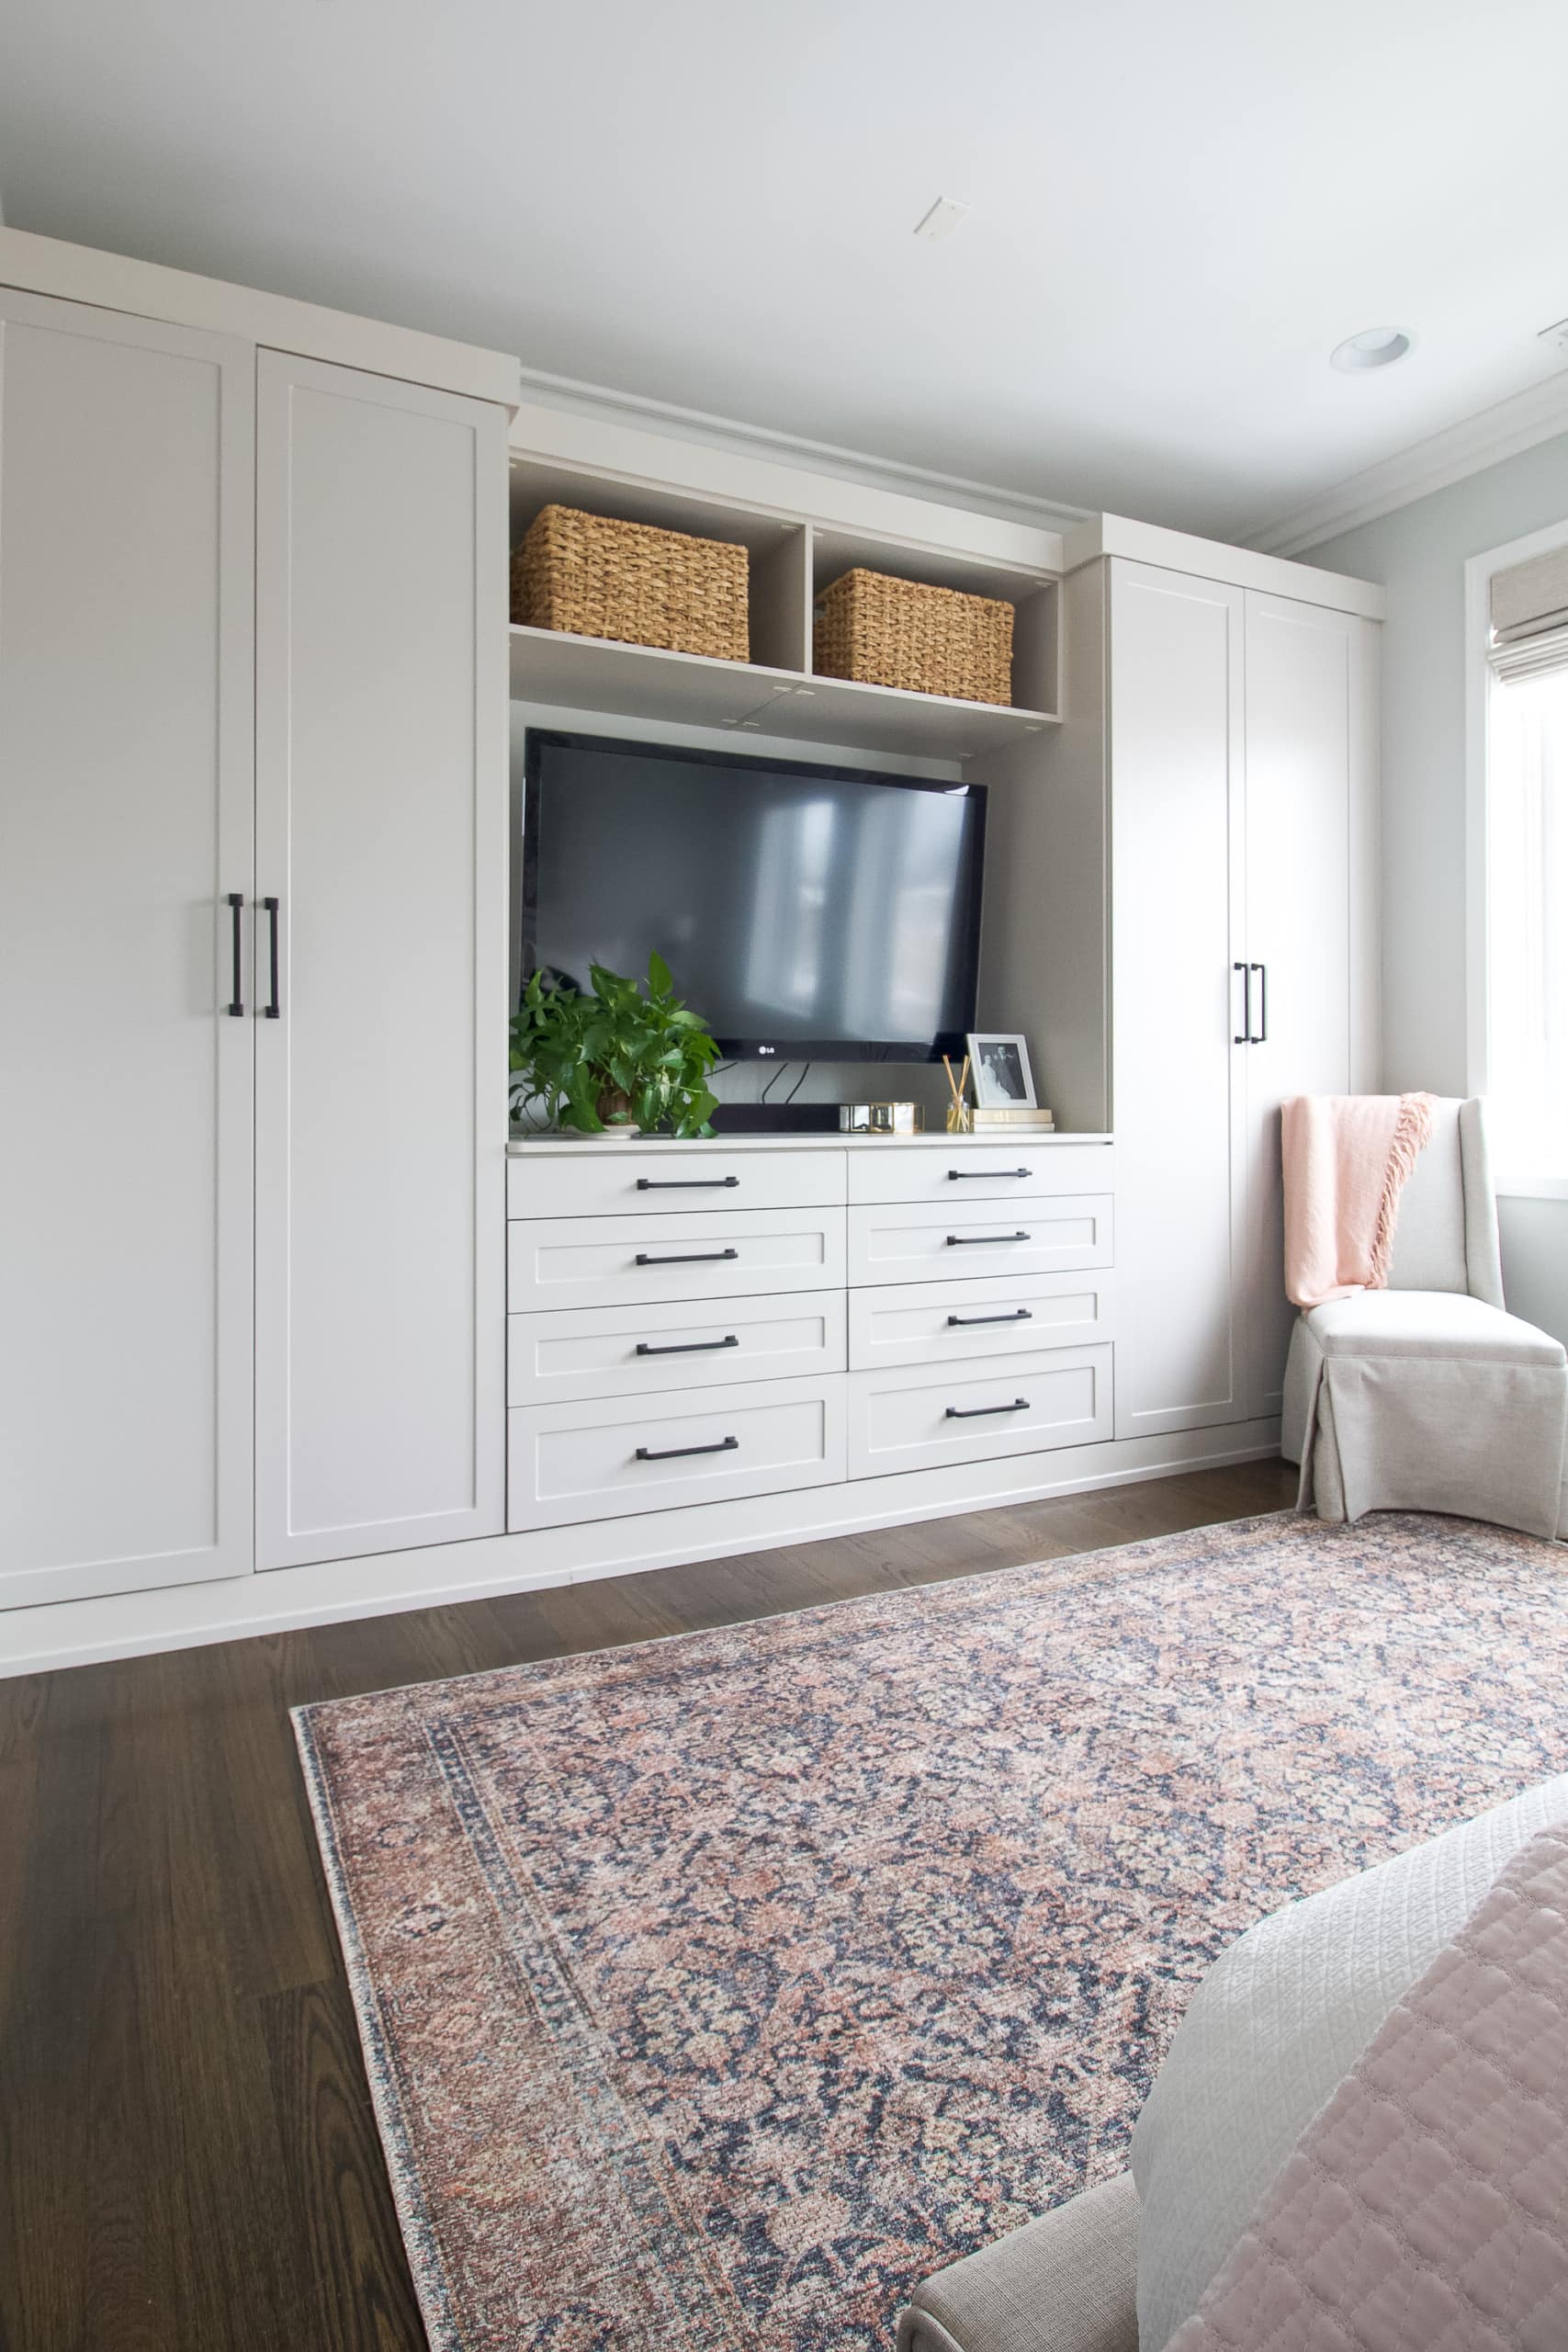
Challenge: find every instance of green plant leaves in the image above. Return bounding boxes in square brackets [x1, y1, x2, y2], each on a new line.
[508, 953, 720, 1137]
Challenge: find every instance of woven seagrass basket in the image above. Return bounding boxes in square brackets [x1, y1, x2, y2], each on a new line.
[813, 568, 1014, 706]
[513, 504, 749, 662]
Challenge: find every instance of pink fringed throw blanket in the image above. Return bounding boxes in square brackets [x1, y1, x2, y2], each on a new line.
[1281, 1092, 1436, 1309]
[1169, 1819, 1568, 2352]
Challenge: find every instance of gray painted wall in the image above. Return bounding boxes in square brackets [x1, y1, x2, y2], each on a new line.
[1302, 430, 1568, 1342]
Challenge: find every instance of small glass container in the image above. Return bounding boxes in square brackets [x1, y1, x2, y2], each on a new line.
[945, 1100, 974, 1135]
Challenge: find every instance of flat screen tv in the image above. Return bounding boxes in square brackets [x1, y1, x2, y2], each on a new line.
[521, 730, 987, 1062]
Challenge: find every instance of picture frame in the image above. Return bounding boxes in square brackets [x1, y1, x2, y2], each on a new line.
[966, 1032, 1035, 1109]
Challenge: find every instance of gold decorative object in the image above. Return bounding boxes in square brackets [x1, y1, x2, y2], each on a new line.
[840, 1102, 922, 1135]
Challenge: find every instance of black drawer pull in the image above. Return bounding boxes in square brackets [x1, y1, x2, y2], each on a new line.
[948, 1168, 1029, 1180]
[635, 1248, 739, 1266]
[635, 1435, 739, 1462]
[947, 1232, 1031, 1247]
[945, 1398, 1031, 1419]
[947, 1307, 1033, 1327]
[635, 1334, 740, 1357]
[636, 1176, 739, 1190]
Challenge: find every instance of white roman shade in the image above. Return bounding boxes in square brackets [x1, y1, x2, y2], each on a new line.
[1489, 542, 1568, 680]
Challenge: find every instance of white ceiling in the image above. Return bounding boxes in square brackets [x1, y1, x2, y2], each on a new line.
[3, 0, 1567, 542]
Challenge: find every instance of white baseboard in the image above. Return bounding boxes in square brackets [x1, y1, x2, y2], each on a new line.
[0, 1421, 1281, 1680]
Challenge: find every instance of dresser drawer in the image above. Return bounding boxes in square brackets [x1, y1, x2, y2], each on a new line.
[508, 1147, 845, 1220]
[847, 1196, 1112, 1287]
[508, 1289, 847, 1406]
[847, 1345, 1112, 1478]
[848, 1142, 1113, 1205]
[849, 1270, 1115, 1372]
[509, 1207, 847, 1313]
[507, 1374, 847, 1530]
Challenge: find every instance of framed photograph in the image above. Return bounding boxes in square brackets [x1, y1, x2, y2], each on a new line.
[967, 1033, 1035, 1108]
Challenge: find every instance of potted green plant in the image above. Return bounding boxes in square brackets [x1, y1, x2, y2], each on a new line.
[508, 952, 721, 1138]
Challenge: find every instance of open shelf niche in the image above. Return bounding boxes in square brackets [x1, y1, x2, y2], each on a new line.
[508, 451, 1061, 763]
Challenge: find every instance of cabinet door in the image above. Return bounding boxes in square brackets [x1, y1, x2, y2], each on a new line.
[1110, 561, 1250, 1436]
[0, 291, 254, 1608]
[254, 355, 506, 1569]
[1241, 593, 1367, 1416]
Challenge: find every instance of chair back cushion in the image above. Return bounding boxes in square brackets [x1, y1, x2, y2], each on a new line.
[1385, 1098, 1467, 1292]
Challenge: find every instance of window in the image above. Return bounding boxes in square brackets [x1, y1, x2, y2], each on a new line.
[1471, 526, 1568, 1189]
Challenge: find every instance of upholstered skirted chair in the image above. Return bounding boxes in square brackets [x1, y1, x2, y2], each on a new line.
[1280, 1096, 1568, 1540]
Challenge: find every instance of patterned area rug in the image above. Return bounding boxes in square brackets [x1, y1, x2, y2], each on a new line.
[295, 1510, 1568, 2352]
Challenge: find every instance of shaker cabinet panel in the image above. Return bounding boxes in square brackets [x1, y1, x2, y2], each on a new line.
[1109, 562, 1249, 1437]
[0, 290, 255, 1609]
[254, 354, 508, 1569]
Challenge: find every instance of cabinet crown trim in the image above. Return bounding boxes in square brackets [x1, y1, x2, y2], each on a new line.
[0, 226, 521, 410]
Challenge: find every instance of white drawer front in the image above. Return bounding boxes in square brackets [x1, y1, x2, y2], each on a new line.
[508, 1147, 846, 1221]
[509, 1290, 847, 1407]
[848, 1142, 1114, 1205]
[848, 1345, 1112, 1478]
[847, 1195, 1112, 1287]
[509, 1207, 848, 1313]
[849, 1270, 1115, 1372]
[508, 1374, 847, 1530]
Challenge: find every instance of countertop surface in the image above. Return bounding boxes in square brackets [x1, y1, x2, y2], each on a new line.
[507, 1130, 1112, 1153]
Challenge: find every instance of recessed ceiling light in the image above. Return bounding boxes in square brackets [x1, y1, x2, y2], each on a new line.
[1330, 327, 1414, 373]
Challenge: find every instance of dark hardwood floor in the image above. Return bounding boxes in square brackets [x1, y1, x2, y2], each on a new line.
[0, 1458, 1294, 2350]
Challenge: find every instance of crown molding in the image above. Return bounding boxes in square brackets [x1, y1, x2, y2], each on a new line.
[512, 359, 1091, 536]
[1247, 370, 1568, 558]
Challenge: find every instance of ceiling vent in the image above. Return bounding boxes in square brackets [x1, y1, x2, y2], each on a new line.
[914, 197, 970, 243]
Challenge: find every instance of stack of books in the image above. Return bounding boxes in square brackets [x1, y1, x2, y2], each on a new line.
[972, 1104, 1055, 1131]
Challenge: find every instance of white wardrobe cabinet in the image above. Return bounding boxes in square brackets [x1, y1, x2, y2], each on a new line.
[1109, 564, 1248, 1439]
[253, 355, 507, 1569]
[1240, 590, 1375, 1418]
[0, 289, 256, 1610]
[1106, 558, 1377, 1439]
[0, 288, 507, 1610]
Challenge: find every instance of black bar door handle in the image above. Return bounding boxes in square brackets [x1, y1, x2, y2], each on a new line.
[636, 1176, 739, 1191]
[635, 1434, 739, 1462]
[263, 896, 280, 1019]
[1249, 961, 1267, 1044]
[949, 1168, 1029, 1181]
[1233, 960, 1250, 1045]
[948, 1308, 1033, 1327]
[635, 1247, 739, 1267]
[635, 1334, 740, 1357]
[225, 894, 244, 1016]
[947, 1232, 1031, 1247]
[945, 1398, 1031, 1419]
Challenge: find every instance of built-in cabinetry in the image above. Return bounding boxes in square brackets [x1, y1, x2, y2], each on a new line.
[0, 226, 1384, 1679]
[254, 353, 507, 1567]
[1104, 560, 1377, 1438]
[0, 267, 510, 1613]
[0, 289, 257, 1610]
[983, 521, 1380, 1453]
[505, 1137, 1115, 1532]
[506, 405, 1063, 761]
